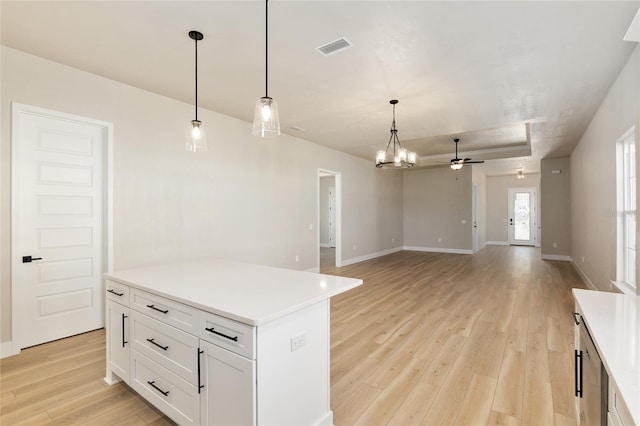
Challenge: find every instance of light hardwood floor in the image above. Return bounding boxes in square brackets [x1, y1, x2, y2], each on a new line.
[1, 246, 585, 425]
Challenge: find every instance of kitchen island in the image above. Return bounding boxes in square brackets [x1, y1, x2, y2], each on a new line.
[103, 259, 362, 426]
[573, 289, 639, 426]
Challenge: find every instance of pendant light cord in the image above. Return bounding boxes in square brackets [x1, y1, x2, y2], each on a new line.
[194, 36, 199, 121]
[265, 0, 269, 98]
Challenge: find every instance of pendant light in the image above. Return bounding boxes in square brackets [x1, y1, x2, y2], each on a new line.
[253, 0, 280, 138]
[375, 100, 416, 169]
[186, 30, 207, 152]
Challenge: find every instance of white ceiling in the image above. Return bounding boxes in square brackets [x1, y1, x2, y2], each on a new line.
[2, 1, 638, 175]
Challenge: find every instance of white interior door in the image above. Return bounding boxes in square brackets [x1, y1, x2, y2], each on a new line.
[508, 187, 536, 246]
[472, 184, 478, 252]
[11, 104, 110, 351]
[328, 187, 336, 248]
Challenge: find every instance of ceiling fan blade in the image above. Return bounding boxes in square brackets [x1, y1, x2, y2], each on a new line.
[463, 160, 485, 164]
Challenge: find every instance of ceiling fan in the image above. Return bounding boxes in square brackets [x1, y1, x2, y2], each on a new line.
[444, 138, 485, 170]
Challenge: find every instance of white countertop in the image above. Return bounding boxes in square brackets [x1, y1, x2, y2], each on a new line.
[573, 289, 639, 424]
[105, 259, 362, 326]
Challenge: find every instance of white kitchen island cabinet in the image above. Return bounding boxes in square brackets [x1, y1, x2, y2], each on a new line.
[103, 259, 362, 426]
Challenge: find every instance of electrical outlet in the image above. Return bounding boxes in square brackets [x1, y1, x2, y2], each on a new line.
[295, 255, 299, 262]
[291, 332, 306, 352]
[308, 224, 313, 230]
[553, 242, 558, 248]
[353, 244, 356, 251]
[438, 237, 442, 243]
[392, 238, 395, 243]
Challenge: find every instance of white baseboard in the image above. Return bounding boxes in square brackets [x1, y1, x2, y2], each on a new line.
[487, 241, 508, 246]
[403, 246, 474, 255]
[305, 267, 320, 273]
[341, 247, 403, 267]
[475, 241, 488, 252]
[0, 340, 18, 359]
[319, 243, 330, 248]
[541, 254, 572, 261]
[570, 261, 598, 291]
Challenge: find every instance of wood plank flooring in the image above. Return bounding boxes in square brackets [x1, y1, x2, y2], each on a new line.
[326, 246, 584, 425]
[0, 246, 585, 425]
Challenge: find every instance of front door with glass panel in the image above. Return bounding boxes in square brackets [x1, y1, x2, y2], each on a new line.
[508, 187, 536, 246]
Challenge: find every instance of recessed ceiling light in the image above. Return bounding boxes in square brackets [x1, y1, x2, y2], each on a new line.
[316, 37, 352, 56]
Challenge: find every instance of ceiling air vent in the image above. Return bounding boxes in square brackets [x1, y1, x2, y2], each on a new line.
[316, 37, 352, 56]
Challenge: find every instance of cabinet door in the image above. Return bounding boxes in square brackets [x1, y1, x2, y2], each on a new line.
[106, 299, 129, 383]
[200, 340, 256, 426]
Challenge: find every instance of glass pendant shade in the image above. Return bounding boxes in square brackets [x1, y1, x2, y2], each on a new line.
[186, 119, 207, 152]
[451, 163, 463, 170]
[253, 96, 280, 138]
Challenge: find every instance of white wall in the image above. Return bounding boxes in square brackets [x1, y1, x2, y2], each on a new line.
[540, 158, 571, 259]
[0, 47, 404, 343]
[570, 45, 640, 294]
[403, 166, 473, 252]
[486, 173, 541, 245]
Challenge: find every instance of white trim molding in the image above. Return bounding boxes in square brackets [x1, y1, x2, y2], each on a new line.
[319, 243, 330, 248]
[571, 261, 598, 291]
[341, 247, 403, 267]
[403, 246, 474, 255]
[0, 341, 18, 359]
[541, 254, 572, 261]
[610, 280, 636, 296]
[487, 241, 509, 246]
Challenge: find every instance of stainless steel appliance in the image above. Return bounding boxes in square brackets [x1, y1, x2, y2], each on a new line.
[575, 313, 609, 426]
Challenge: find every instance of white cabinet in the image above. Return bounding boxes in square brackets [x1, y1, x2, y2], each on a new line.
[199, 339, 255, 426]
[105, 279, 130, 385]
[608, 380, 634, 426]
[104, 260, 361, 426]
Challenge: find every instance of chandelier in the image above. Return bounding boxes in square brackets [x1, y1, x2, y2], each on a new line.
[375, 100, 416, 169]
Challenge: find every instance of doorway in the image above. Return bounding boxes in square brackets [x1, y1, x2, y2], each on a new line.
[318, 170, 341, 271]
[11, 103, 113, 355]
[508, 187, 536, 246]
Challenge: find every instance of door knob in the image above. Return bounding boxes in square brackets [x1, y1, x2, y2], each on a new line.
[22, 256, 43, 263]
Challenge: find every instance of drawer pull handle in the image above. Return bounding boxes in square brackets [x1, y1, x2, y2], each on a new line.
[147, 380, 170, 397]
[197, 348, 204, 394]
[205, 327, 239, 342]
[122, 314, 128, 348]
[107, 289, 124, 297]
[572, 312, 581, 325]
[146, 338, 168, 351]
[146, 304, 169, 314]
[575, 349, 582, 397]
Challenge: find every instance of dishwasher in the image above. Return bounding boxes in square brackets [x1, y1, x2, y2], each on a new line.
[575, 313, 609, 426]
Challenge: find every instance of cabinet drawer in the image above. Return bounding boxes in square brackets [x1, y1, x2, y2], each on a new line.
[131, 350, 199, 426]
[130, 310, 199, 385]
[106, 280, 129, 306]
[199, 311, 256, 359]
[131, 288, 198, 335]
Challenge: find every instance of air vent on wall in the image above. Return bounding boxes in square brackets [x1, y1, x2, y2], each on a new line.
[316, 37, 352, 56]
